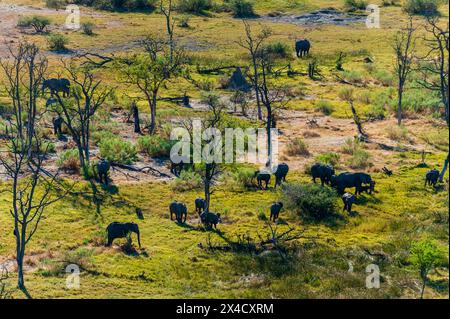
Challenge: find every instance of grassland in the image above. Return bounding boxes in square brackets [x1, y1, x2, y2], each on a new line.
[0, 0, 448, 299]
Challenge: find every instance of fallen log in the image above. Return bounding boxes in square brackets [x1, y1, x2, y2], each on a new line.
[110, 162, 171, 178]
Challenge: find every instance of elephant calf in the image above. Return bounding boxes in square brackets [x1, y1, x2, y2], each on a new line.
[170, 201, 188, 223]
[342, 193, 356, 214]
[52, 116, 63, 136]
[254, 171, 271, 190]
[200, 212, 222, 229]
[425, 169, 440, 187]
[195, 198, 206, 215]
[97, 159, 111, 185]
[270, 202, 283, 222]
[106, 222, 141, 248]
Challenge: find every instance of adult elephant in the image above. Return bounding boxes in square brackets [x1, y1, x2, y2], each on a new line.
[311, 163, 335, 186]
[106, 222, 141, 248]
[295, 39, 311, 58]
[96, 159, 111, 185]
[42, 78, 71, 97]
[170, 201, 188, 223]
[331, 172, 374, 195]
[274, 163, 289, 188]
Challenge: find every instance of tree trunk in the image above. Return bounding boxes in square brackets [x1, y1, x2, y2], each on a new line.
[252, 57, 262, 121]
[420, 280, 426, 299]
[439, 153, 449, 182]
[267, 108, 272, 168]
[397, 84, 403, 126]
[149, 94, 157, 134]
[132, 103, 141, 134]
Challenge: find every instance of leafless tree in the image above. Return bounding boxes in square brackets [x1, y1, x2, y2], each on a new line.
[200, 93, 226, 213]
[417, 17, 449, 181]
[52, 61, 112, 178]
[393, 16, 416, 125]
[160, 0, 175, 63]
[257, 48, 291, 167]
[237, 20, 272, 121]
[0, 43, 67, 297]
[339, 88, 367, 140]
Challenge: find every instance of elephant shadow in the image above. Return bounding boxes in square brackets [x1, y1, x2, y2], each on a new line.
[101, 183, 119, 195]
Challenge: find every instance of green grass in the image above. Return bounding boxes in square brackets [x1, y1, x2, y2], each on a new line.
[0, 152, 448, 298]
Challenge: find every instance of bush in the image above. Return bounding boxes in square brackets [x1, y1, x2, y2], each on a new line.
[233, 167, 255, 188]
[404, 0, 441, 15]
[18, 15, 51, 33]
[386, 125, 410, 142]
[344, 0, 369, 11]
[81, 22, 95, 35]
[176, 0, 213, 14]
[57, 149, 80, 173]
[137, 135, 174, 158]
[177, 15, 191, 28]
[230, 0, 257, 18]
[99, 137, 137, 164]
[315, 100, 334, 115]
[349, 148, 371, 169]
[287, 138, 309, 157]
[373, 69, 394, 86]
[46, 0, 67, 9]
[315, 152, 340, 167]
[263, 42, 290, 59]
[171, 170, 203, 191]
[47, 33, 69, 51]
[282, 183, 338, 221]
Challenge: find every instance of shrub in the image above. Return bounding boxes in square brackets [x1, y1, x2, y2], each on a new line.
[57, 149, 80, 173]
[373, 69, 394, 86]
[263, 42, 290, 59]
[81, 22, 95, 35]
[176, 0, 213, 14]
[18, 15, 51, 33]
[403, 0, 441, 16]
[47, 33, 69, 51]
[349, 148, 371, 169]
[172, 170, 203, 191]
[386, 125, 410, 142]
[282, 183, 338, 221]
[177, 15, 191, 28]
[315, 100, 334, 115]
[230, 0, 257, 18]
[286, 138, 309, 157]
[344, 0, 369, 11]
[99, 137, 137, 164]
[137, 135, 174, 157]
[315, 152, 340, 167]
[233, 167, 255, 188]
[341, 137, 361, 155]
[45, 0, 67, 9]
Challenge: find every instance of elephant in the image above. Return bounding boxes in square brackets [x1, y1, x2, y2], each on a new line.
[274, 163, 289, 188]
[270, 202, 283, 222]
[425, 169, 440, 187]
[195, 198, 206, 215]
[200, 212, 221, 229]
[52, 116, 63, 136]
[97, 158, 111, 185]
[342, 193, 356, 214]
[42, 78, 70, 97]
[295, 39, 311, 58]
[106, 222, 141, 248]
[311, 163, 335, 186]
[357, 181, 376, 195]
[254, 171, 271, 190]
[170, 201, 188, 223]
[331, 172, 374, 195]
